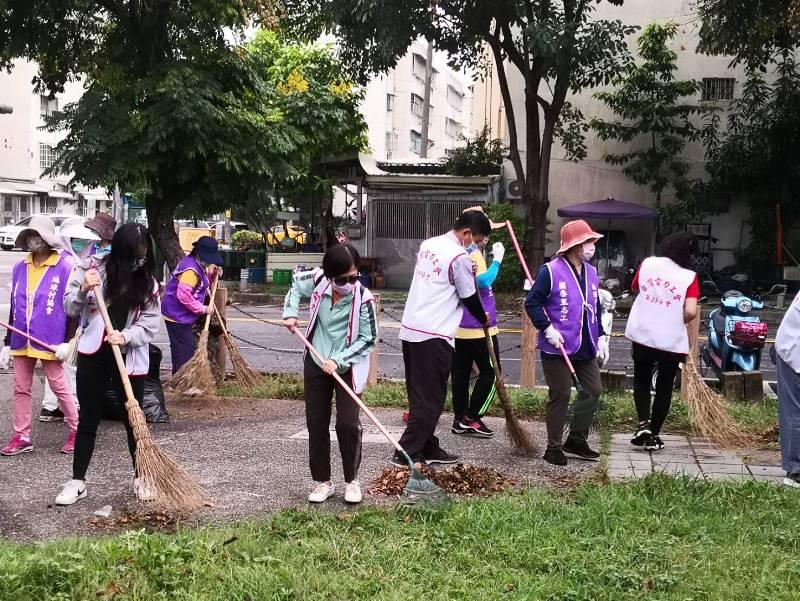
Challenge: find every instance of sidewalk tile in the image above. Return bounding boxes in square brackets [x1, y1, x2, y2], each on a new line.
[748, 465, 786, 478]
[701, 463, 751, 475]
[704, 472, 751, 482]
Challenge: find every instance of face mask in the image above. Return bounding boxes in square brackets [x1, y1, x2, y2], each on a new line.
[94, 242, 111, 256]
[332, 282, 355, 295]
[27, 235, 47, 252]
[580, 242, 596, 261]
[71, 239, 88, 254]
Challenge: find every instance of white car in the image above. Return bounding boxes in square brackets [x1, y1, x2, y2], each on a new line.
[0, 214, 82, 250]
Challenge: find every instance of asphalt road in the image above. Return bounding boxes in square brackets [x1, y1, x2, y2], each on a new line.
[0, 251, 779, 385]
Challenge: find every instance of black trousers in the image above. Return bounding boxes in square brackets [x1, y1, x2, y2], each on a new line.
[540, 355, 602, 450]
[73, 344, 145, 481]
[632, 342, 683, 436]
[304, 356, 362, 483]
[398, 338, 452, 459]
[451, 335, 501, 420]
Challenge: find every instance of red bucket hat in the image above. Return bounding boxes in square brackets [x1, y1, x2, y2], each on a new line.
[557, 219, 603, 254]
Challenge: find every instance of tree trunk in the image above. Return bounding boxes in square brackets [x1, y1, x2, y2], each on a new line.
[146, 195, 183, 272]
[523, 189, 548, 274]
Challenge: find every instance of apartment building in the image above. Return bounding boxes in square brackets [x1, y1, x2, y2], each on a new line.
[0, 59, 111, 226]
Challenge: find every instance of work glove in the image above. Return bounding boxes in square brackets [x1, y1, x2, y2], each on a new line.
[523, 279, 532, 292]
[0, 346, 10, 370]
[597, 335, 610, 367]
[491, 242, 505, 264]
[54, 343, 71, 362]
[544, 325, 564, 349]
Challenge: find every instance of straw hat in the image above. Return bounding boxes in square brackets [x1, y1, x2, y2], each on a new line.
[15, 215, 62, 250]
[462, 206, 506, 230]
[557, 219, 603, 254]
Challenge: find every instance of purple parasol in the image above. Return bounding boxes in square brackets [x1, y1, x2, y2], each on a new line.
[557, 197, 657, 220]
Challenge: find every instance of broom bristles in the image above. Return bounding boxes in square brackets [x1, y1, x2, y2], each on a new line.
[221, 330, 265, 391]
[484, 331, 536, 453]
[683, 354, 758, 447]
[168, 330, 216, 395]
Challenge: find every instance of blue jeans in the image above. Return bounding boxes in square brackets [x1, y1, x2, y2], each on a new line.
[777, 355, 800, 475]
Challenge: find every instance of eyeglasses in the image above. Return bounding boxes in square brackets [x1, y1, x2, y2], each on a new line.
[333, 275, 359, 286]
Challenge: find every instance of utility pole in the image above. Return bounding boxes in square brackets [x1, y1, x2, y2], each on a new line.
[113, 184, 121, 222]
[419, 40, 434, 158]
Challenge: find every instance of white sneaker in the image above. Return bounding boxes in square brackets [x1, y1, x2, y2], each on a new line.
[55, 479, 87, 506]
[344, 481, 362, 504]
[308, 482, 335, 503]
[133, 478, 156, 502]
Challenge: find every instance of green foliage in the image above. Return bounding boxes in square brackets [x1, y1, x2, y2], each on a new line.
[701, 55, 800, 275]
[442, 124, 504, 176]
[230, 230, 264, 251]
[3, 478, 800, 599]
[281, 0, 638, 270]
[590, 23, 718, 207]
[696, 0, 800, 68]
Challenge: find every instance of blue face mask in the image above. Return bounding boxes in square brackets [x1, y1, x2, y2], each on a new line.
[93, 242, 111, 256]
[466, 243, 478, 253]
[71, 239, 88, 254]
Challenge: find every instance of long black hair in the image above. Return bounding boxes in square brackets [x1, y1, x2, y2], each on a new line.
[105, 223, 157, 309]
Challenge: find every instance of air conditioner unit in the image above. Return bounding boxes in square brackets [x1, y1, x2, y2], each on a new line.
[506, 178, 522, 200]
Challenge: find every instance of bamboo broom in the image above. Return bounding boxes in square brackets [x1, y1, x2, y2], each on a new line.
[483, 328, 536, 452]
[93, 292, 208, 511]
[682, 353, 757, 447]
[169, 274, 220, 396]
[212, 304, 265, 391]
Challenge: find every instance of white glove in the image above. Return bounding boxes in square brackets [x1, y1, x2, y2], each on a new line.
[544, 325, 564, 349]
[597, 335, 610, 367]
[491, 242, 505, 264]
[54, 342, 71, 362]
[523, 279, 532, 292]
[0, 346, 10, 369]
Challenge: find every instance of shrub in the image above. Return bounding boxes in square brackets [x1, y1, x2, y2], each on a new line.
[231, 230, 264, 251]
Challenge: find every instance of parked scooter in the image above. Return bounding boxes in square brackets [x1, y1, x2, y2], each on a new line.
[702, 290, 769, 375]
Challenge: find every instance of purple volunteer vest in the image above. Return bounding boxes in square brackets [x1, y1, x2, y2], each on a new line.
[538, 256, 600, 356]
[9, 253, 74, 352]
[460, 286, 497, 329]
[161, 256, 210, 324]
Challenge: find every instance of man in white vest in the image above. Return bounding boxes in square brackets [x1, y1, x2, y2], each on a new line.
[392, 210, 491, 466]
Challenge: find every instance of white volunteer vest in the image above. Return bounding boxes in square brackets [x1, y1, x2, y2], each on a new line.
[400, 233, 468, 347]
[625, 256, 696, 354]
[305, 269, 375, 394]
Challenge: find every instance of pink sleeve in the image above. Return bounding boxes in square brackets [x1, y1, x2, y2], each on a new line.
[176, 283, 206, 315]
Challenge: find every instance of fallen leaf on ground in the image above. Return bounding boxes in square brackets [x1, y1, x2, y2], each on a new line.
[369, 464, 516, 497]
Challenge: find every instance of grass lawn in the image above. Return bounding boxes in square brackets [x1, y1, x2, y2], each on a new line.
[2, 476, 799, 600]
[219, 375, 779, 447]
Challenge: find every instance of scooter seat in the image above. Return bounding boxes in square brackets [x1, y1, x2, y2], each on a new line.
[722, 290, 743, 300]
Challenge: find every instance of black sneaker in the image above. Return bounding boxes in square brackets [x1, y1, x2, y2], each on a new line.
[630, 423, 652, 446]
[563, 438, 600, 460]
[451, 418, 467, 434]
[423, 448, 459, 465]
[457, 418, 494, 438]
[543, 448, 568, 466]
[651, 435, 665, 451]
[39, 408, 65, 423]
[783, 473, 800, 489]
[390, 451, 422, 468]
[476, 418, 494, 436]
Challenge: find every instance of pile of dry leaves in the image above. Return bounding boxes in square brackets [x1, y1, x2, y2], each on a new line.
[369, 464, 517, 497]
[87, 509, 183, 533]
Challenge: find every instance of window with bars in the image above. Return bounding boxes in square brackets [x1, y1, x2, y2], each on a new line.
[372, 197, 483, 239]
[40, 94, 59, 117]
[39, 197, 58, 213]
[385, 131, 398, 159]
[39, 143, 57, 169]
[447, 85, 464, 111]
[410, 130, 422, 154]
[386, 93, 395, 112]
[75, 199, 87, 216]
[445, 118, 463, 139]
[410, 93, 424, 117]
[412, 53, 427, 80]
[701, 78, 735, 101]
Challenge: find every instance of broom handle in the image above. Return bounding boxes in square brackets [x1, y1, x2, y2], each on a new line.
[202, 270, 220, 334]
[506, 220, 534, 283]
[92, 290, 138, 404]
[0, 319, 57, 353]
[292, 328, 405, 455]
[508, 221, 584, 393]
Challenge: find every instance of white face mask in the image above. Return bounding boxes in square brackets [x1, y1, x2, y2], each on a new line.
[332, 282, 355, 295]
[580, 242, 596, 261]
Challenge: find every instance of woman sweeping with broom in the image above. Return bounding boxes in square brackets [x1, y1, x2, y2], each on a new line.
[625, 231, 699, 452]
[161, 236, 223, 374]
[282, 244, 377, 505]
[55, 223, 162, 506]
